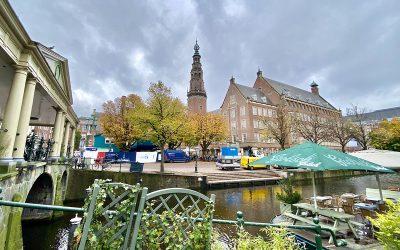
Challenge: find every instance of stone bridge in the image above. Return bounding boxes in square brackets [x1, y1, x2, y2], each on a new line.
[0, 1, 79, 249]
[0, 163, 70, 249]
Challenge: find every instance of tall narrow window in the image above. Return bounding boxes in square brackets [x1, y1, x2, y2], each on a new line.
[240, 106, 246, 116]
[242, 133, 247, 142]
[241, 119, 247, 129]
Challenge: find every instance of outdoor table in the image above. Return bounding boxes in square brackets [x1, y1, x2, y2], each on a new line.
[366, 197, 382, 204]
[310, 196, 332, 202]
[341, 193, 359, 199]
[354, 203, 377, 211]
[292, 203, 359, 242]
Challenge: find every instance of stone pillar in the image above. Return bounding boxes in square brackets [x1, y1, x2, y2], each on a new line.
[56, 114, 66, 157]
[0, 66, 28, 172]
[69, 127, 76, 158]
[13, 78, 37, 164]
[62, 121, 70, 158]
[49, 110, 63, 160]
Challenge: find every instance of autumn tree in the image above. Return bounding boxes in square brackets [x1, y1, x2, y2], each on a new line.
[99, 94, 144, 151]
[346, 105, 371, 150]
[261, 100, 292, 149]
[132, 81, 187, 172]
[74, 130, 81, 151]
[182, 118, 198, 157]
[167, 121, 191, 149]
[370, 118, 400, 151]
[328, 115, 353, 152]
[292, 108, 331, 144]
[190, 113, 229, 158]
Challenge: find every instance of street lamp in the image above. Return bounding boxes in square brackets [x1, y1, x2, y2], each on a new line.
[194, 147, 199, 173]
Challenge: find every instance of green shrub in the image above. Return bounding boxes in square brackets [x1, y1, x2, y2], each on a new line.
[212, 227, 304, 250]
[369, 199, 400, 250]
[276, 176, 301, 204]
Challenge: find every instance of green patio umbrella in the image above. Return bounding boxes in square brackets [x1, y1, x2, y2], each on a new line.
[250, 141, 394, 209]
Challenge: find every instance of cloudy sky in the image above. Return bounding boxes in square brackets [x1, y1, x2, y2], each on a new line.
[10, 0, 400, 116]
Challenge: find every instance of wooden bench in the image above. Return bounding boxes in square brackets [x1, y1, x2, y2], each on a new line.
[283, 212, 338, 233]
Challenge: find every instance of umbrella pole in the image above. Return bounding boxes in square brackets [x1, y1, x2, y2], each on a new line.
[312, 171, 318, 210]
[375, 173, 384, 202]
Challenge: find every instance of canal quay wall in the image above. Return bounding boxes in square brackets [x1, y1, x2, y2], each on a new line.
[65, 169, 207, 201]
[283, 169, 374, 183]
[65, 166, 373, 201]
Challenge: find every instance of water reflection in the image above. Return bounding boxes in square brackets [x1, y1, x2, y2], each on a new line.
[22, 173, 399, 249]
[209, 173, 399, 223]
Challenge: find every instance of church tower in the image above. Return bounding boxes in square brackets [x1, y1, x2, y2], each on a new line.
[187, 40, 207, 114]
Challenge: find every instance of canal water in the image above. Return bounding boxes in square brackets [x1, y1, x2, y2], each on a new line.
[22, 173, 400, 249]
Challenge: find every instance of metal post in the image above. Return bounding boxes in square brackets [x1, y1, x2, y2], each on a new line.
[312, 171, 318, 210]
[375, 173, 384, 201]
[195, 149, 198, 173]
[236, 211, 244, 228]
[313, 217, 322, 250]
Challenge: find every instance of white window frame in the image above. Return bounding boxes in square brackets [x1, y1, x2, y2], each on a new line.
[241, 119, 247, 129]
[240, 106, 246, 116]
[242, 133, 247, 142]
[230, 109, 236, 118]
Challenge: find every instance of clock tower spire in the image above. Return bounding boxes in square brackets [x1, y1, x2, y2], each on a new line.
[187, 40, 207, 114]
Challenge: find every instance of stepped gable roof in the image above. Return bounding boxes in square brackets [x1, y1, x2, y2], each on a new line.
[345, 106, 400, 121]
[263, 77, 336, 110]
[234, 83, 272, 105]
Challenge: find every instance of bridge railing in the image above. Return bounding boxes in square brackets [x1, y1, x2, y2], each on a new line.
[24, 131, 55, 162]
[0, 186, 346, 249]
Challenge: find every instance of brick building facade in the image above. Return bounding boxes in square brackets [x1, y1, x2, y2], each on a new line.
[220, 70, 341, 155]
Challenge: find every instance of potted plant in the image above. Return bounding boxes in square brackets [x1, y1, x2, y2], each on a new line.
[276, 176, 301, 214]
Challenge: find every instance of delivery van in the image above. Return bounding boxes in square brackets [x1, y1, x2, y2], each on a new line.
[163, 149, 190, 163]
[240, 156, 268, 170]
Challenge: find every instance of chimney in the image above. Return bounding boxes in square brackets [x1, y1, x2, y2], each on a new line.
[310, 81, 319, 95]
[230, 76, 235, 84]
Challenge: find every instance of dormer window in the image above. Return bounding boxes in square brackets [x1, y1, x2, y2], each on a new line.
[251, 94, 257, 101]
[261, 97, 267, 103]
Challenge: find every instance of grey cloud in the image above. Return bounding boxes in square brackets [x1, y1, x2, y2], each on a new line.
[10, 0, 400, 116]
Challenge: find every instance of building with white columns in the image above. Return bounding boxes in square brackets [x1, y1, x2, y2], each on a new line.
[0, 0, 79, 173]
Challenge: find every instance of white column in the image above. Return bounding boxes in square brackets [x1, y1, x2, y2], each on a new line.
[13, 78, 37, 163]
[69, 127, 76, 158]
[0, 66, 28, 170]
[49, 110, 63, 160]
[62, 121, 70, 157]
[56, 114, 66, 157]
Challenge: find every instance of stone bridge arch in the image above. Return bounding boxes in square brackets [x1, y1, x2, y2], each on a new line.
[61, 170, 68, 201]
[0, 164, 69, 249]
[22, 173, 54, 221]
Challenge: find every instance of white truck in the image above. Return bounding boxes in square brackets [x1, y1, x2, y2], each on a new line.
[216, 147, 241, 170]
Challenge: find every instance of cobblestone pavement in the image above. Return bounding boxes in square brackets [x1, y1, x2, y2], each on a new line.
[100, 161, 283, 176]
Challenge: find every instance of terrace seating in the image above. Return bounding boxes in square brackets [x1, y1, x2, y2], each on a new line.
[327, 195, 342, 211]
[360, 207, 377, 222]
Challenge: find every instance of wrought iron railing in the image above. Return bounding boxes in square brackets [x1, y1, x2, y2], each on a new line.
[0, 187, 346, 250]
[24, 131, 55, 162]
